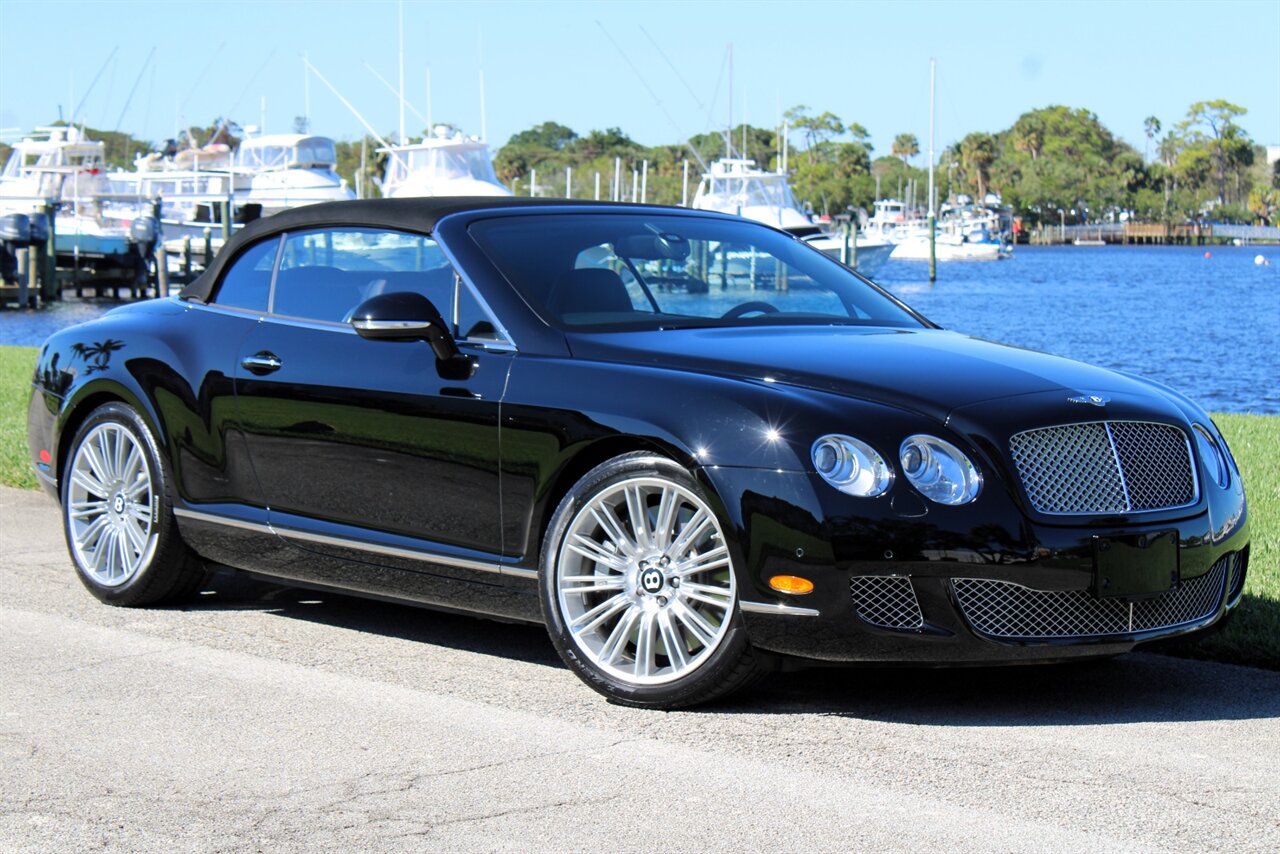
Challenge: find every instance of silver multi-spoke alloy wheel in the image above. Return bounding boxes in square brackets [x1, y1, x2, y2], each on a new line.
[66, 422, 158, 587]
[555, 476, 737, 686]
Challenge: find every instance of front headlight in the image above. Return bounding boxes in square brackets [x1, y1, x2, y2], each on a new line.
[899, 434, 982, 505]
[811, 434, 893, 497]
[1192, 423, 1230, 489]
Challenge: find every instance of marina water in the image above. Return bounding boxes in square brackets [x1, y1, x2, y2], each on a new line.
[2, 244, 1276, 414]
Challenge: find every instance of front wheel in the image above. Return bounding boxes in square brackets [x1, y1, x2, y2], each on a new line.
[540, 453, 759, 708]
[61, 402, 206, 606]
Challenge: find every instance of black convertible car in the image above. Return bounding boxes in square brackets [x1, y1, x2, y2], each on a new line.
[26, 197, 1249, 708]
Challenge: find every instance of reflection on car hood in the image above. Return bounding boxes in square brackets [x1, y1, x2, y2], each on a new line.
[567, 326, 1164, 421]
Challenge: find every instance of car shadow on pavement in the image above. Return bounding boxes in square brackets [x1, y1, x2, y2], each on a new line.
[174, 567, 563, 668]
[174, 569, 1279, 725]
[726, 654, 1280, 725]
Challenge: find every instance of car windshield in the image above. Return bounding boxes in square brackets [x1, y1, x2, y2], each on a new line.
[468, 212, 926, 331]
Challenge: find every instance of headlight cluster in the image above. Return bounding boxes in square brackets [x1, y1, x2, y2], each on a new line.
[899, 435, 983, 505]
[811, 435, 893, 497]
[811, 432, 981, 505]
[1192, 423, 1231, 489]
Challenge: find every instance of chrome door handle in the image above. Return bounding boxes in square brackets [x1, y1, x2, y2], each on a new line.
[241, 352, 282, 375]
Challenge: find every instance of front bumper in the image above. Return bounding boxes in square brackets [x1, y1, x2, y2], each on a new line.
[702, 467, 1250, 665]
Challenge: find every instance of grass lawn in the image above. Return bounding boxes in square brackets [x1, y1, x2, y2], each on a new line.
[0, 342, 1275, 668]
[0, 345, 38, 491]
[1174, 412, 1280, 670]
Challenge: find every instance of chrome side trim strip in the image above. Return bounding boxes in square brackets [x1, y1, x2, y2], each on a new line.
[174, 507, 272, 533]
[739, 600, 820, 617]
[173, 508, 535, 580]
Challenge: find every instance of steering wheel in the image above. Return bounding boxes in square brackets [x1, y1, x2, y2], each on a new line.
[721, 301, 780, 319]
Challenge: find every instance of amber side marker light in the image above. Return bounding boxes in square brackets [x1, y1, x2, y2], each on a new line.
[38, 449, 51, 465]
[768, 575, 814, 595]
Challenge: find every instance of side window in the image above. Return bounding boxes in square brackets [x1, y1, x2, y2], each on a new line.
[572, 244, 655, 312]
[271, 227, 456, 324]
[212, 236, 278, 311]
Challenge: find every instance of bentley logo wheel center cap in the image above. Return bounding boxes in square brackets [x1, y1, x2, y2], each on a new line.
[640, 568, 665, 595]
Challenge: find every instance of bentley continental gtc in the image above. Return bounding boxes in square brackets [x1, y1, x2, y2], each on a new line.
[26, 198, 1250, 708]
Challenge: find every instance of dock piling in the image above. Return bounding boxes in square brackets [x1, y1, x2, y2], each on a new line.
[16, 249, 30, 307]
[42, 202, 57, 302]
[155, 245, 168, 295]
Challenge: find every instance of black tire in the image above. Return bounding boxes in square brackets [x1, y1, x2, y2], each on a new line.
[539, 452, 760, 709]
[60, 402, 207, 606]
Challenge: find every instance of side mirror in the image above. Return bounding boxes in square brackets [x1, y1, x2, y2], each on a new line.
[350, 291, 461, 362]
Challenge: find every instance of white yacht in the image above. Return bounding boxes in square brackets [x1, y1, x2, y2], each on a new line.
[0, 126, 154, 261]
[233, 133, 355, 213]
[109, 147, 245, 242]
[863, 197, 1009, 262]
[692, 159, 893, 277]
[889, 227, 1004, 262]
[377, 127, 511, 199]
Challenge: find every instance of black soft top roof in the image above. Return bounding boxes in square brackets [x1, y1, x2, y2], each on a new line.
[179, 196, 699, 302]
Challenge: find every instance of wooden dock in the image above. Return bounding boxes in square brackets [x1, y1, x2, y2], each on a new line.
[1030, 223, 1217, 246]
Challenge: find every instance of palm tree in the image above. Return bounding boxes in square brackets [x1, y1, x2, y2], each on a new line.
[1247, 187, 1278, 226]
[1010, 115, 1044, 161]
[958, 133, 997, 199]
[891, 133, 919, 164]
[1143, 116, 1161, 163]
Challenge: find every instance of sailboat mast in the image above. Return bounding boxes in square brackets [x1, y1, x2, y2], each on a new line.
[478, 30, 487, 142]
[398, 0, 406, 143]
[726, 44, 732, 158]
[303, 53, 310, 132]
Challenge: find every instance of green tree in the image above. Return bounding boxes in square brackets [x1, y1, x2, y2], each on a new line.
[784, 105, 844, 164]
[1177, 100, 1251, 204]
[891, 133, 919, 163]
[1143, 116, 1160, 162]
[334, 136, 384, 198]
[989, 106, 1142, 223]
[956, 132, 997, 200]
[507, 121, 577, 150]
[1247, 186, 1278, 225]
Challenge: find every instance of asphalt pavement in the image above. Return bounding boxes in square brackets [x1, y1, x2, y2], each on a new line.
[2, 485, 1278, 852]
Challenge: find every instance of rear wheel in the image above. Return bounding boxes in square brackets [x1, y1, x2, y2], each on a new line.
[61, 402, 206, 606]
[540, 453, 759, 708]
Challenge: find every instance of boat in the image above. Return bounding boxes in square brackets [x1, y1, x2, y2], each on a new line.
[861, 198, 914, 244]
[864, 196, 1011, 262]
[377, 126, 511, 199]
[0, 127, 157, 271]
[108, 150, 248, 243]
[232, 133, 355, 214]
[108, 132, 351, 249]
[889, 228, 1004, 262]
[691, 159, 893, 277]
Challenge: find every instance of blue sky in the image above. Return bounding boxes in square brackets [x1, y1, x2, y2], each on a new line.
[1, 0, 1277, 160]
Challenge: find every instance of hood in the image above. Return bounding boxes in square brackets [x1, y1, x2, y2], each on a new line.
[566, 326, 1165, 422]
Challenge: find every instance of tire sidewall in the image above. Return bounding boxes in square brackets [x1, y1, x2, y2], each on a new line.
[539, 453, 752, 708]
[61, 402, 178, 605]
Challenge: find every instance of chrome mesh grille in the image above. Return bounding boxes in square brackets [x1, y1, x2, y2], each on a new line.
[850, 576, 924, 629]
[1225, 551, 1247, 606]
[1010, 421, 1195, 515]
[952, 555, 1229, 640]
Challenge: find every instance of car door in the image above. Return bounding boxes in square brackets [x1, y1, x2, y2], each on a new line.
[232, 226, 513, 584]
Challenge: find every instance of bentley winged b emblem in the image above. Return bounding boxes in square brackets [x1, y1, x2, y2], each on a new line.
[1068, 393, 1111, 407]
